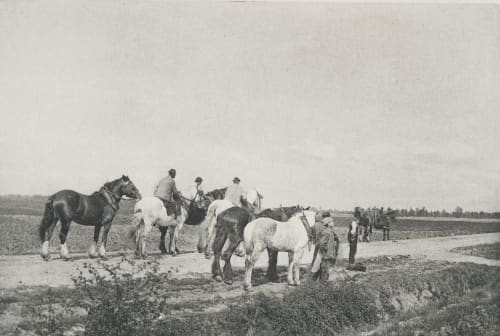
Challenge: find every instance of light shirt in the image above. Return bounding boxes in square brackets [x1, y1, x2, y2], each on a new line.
[186, 183, 204, 201]
[224, 183, 245, 207]
[349, 219, 358, 235]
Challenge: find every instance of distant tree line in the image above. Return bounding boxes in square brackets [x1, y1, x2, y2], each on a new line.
[392, 206, 500, 219]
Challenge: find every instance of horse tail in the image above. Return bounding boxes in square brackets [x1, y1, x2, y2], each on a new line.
[38, 196, 56, 242]
[197, 202, 217, 252]
[129, 209, 143, 241]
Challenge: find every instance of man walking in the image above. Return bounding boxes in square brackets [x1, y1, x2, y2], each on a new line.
[310, 211, 339, 282]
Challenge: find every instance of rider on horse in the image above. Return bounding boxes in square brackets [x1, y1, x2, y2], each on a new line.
[224, 177, 246, 207]
[154, 168, 182, 219]
[189, 176, 205, 204]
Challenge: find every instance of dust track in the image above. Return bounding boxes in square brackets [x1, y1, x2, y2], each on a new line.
[0, 233, 499, 289]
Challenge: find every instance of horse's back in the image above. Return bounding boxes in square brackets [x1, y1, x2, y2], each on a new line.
[211, 200, 234, 216]
[135, 197, 164, 218]
[50, 190, 82, 215]
[52, 189, 81, 202]
[244, 218, 277, 244]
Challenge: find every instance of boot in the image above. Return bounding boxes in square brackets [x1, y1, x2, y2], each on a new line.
[320, 260, 330, 282]
[309, 271, 320, 281]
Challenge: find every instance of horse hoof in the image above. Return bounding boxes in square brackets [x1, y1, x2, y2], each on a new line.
[223, 279, 233, 285]
[88, 254, 98, 259]
[213, 275, 223, 282]
[99, 255, 108, 260]
[287, 282, 297, 287]
[243, 284, 252, 291]
[40, 254, 51, 261]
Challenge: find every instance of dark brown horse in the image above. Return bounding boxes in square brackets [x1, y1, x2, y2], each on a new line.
[39, 175, 141, 260]
[211, 205, 302, 285]
[204, 187, 227, 202]
[158, 187, 226, 255]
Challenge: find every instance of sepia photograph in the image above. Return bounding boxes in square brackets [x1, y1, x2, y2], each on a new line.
[0, 1, 499, 335]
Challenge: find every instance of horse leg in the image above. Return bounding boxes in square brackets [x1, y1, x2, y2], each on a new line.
[172, 220, 183, 255]
[98, 221, 112, 259]
[89, 225, 101, 258]
[197, 222, 207, 253]
[292, 249, 305, 286]
[287, 252, 295, 286]
[197, 203, 215, 254]
[41, 217, 58, 261]
[211, 227, 227, 281]
[167, 225, 177, 256]
[243, 242, 264, 291]
[58, 219, 72, 260]
[205, 216, 217, 258]
[221, 238, 241, 285]
[159, 226, 168, 254]
[266, 249, 279, 282]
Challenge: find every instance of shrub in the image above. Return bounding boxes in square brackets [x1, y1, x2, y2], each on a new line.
[72, 257, 170, 336]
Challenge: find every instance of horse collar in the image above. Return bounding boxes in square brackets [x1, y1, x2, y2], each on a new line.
[102, 187, 120, 211]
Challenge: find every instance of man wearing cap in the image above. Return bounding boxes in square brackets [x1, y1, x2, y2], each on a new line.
[188, 177, 205, 203]
[348, 208, 361, 264]
[310, 211, 339, 282]
[224, 177, 246, 207]
[154, 169, 181, 219]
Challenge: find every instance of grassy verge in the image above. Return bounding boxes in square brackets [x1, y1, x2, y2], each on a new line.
[451, 242, 500, 260]
[2, 257, 498, 336]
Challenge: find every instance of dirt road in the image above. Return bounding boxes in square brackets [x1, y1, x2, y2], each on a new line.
[0, 233, 499, 289]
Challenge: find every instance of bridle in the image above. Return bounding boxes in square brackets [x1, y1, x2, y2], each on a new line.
[299, 210, 314, 251]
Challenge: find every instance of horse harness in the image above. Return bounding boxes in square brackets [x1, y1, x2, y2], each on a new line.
[299, 211, 314, 251]
[101, 187, 121, 212]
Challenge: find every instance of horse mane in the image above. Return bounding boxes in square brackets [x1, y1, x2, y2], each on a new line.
[205, 187, 227, 199]
[91, 178, 122, 196]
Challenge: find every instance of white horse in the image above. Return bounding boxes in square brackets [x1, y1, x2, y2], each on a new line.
[242, 210, 317, 290]
[197, 188, 263, 258]
[131, 197, 188, 258]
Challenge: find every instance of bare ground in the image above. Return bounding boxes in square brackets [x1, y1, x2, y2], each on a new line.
[0, 233, 499, 336]
[0, 232, 499, 290]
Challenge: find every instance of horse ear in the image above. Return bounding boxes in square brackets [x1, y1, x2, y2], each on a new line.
[122, 175, 129, 181]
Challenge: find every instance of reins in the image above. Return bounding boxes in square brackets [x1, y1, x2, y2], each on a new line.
[299, 211, 314, 251]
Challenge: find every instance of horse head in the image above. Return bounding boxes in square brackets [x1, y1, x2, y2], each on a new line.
[281, 205, 302, 219]
[244, 189, 263, 213]
[115, 175, 141, 199]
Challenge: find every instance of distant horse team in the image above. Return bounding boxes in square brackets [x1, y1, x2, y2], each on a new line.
[38, 173, 395, 289]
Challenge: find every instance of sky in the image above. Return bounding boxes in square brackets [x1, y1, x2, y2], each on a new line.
[0, 1, 499, 211]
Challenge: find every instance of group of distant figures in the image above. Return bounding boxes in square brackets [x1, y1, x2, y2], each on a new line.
[355, 206, 397, 243]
